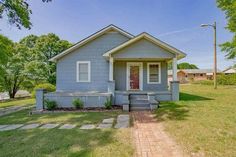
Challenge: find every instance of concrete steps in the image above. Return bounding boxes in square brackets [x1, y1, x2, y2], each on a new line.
[130, 94, 151, 111]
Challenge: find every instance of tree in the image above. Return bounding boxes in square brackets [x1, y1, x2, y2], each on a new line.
[0, 34, 14, 63]
[217, 0, 236, 59]
[0, 0, 51, 29]
[0, 33, 71, 98]
[168, 62, 198, 70]
[20, 33, 72, 85]
[0, 35, 29, 98]
[178, 62, 198, 69]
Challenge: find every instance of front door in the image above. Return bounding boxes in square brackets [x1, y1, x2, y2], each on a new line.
[130, 66, 140, 90]
[127, 63, 143, 90]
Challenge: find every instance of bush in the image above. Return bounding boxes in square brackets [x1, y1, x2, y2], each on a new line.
[32, 83, 56, 97]
[72, 98, 84, 109]
[104, 98, 112, 109]
[217, 74, 236, 85]
[192, 74, 236, 85]
[44, 99, 57, 110]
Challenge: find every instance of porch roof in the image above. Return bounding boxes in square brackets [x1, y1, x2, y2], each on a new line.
[103, 32, 186, 59]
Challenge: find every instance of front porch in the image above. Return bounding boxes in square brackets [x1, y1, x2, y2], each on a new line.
[107, 57, 180, 111]
[111, 81, 179, 111]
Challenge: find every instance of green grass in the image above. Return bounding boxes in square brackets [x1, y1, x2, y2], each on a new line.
[155, 84, 236, 157]
[0, 110, 133, 157]
[0, 98, 35, 108]
[0, 109, 121, 126]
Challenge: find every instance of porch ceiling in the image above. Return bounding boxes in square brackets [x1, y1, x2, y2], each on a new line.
[113, 58, 172, 61]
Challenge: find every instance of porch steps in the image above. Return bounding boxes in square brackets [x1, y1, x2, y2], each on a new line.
[130, 94, 150, 111]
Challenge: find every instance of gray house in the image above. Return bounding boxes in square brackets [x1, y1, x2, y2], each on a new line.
[36, 25, 186, 111]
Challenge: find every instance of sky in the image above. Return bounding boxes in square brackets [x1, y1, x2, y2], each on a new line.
[0, 0, 235, 70]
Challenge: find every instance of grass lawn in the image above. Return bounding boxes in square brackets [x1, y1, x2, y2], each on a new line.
[155, 84, 236, 157]
[0, 110, 133, 157]
[0, 97, 35, 108]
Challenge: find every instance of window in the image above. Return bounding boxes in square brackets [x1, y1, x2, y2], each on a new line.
[147, 63, 161, 84]
[76, 61, 91, 82]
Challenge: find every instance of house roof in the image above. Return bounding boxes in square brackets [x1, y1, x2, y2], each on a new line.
[223, 66, 236, 73]
[103, 32, 186, 59]
[49, 24, 134, 62]
[168, 69, 222, 75]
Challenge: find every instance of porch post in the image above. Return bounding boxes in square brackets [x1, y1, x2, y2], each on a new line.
[172, 56, 177, 81]
[109, 57, 114, 81]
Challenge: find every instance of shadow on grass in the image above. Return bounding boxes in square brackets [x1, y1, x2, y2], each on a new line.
[180, 92, 213, 101]
[154, 102, 189, 122]
[0, 128, 118, 157]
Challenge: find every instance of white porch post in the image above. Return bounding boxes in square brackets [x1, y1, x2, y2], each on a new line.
[172, 56, 177, 81]
[109, 57, 114, 81]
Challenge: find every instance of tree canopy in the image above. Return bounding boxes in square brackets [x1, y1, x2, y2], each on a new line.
[0, 34, 14, 64]
[0, 0, 51, 29]
[178, 62, 198, 69]
[0, 33, 71, 98]
[0, 34, 29, 98]
[19, 33, 72, 84]
[168, 62, 198, 70]
[217, 0, 236, 59]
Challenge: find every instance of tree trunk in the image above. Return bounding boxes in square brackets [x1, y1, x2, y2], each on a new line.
[8, 89, 17, 99]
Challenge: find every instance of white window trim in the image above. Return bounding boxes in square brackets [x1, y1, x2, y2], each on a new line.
[76, 61, 91, 82]
[126, 62, 143, 91]
[147, 62, 161, 84]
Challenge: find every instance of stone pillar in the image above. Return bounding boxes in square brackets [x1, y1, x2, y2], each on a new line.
[108, 81, 115, 95]
[170, 81, 179, 101]
[108, 81, 115, 105]
[122, 93, 129, 111]
[36, 89, 45, 110]
[148, 93, 158, 110]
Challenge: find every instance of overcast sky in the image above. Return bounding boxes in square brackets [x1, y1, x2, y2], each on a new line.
[0, 0, 235, 70]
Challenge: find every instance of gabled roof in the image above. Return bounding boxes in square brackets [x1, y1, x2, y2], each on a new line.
[49, 24, 134, 62]
[103, 32, 186, 59]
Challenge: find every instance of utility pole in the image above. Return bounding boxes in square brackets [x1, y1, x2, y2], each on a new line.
[201, 22, 217, 89]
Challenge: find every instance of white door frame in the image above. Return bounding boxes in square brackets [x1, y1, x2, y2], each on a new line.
[126, 62, 143, 90]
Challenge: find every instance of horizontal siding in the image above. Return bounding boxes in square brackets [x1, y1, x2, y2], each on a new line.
[112, 38, 175, 59]
[114, 61, 168, 91]
[56, 32, 130, 92]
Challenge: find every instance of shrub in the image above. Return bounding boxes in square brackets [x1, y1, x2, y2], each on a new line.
[32, 83, 56, 97]
[217, 74, 236, 85]
[44, 99, 57, 110]
[104, 98, 112, 109]
[192, 74, 236, 85]
[72, 98, 84, 109]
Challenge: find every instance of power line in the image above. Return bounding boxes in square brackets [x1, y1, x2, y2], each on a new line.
[157, 27, 201, 37]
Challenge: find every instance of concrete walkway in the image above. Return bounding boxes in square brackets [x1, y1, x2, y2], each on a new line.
[0, 105, 32, 117]
[131, 111, 186, 157]
[0, 114, 129, 131]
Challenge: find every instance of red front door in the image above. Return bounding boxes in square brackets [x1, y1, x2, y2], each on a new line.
[130, 66, 140, 90]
